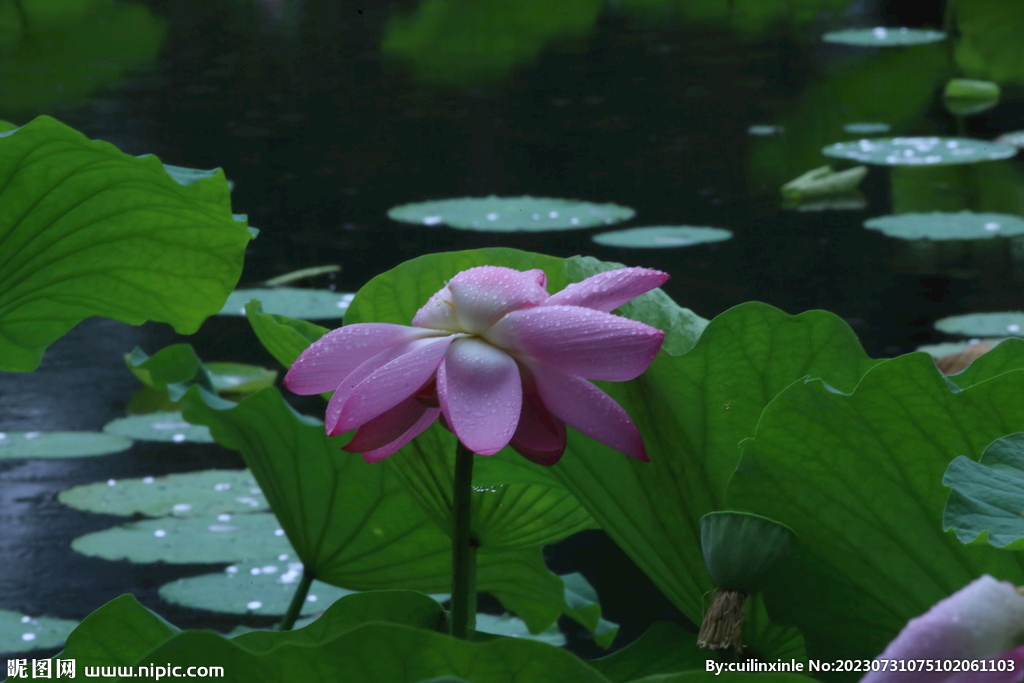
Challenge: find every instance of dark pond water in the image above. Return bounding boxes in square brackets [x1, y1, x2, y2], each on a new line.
[2, 0, 1024, 668]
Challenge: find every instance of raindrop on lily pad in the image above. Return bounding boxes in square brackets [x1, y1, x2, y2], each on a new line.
[823, 137, 1016, 166]
[72, 512, 290, 563]
[0, 431, 131, 459]
[996, 131, 1024, 149]
[821, 27, 946, 47]
[387, 196, 635, 231]
[103, 411, 213, 443]
[159, 558, 357, 615]
[59, 469, 267, 518]
[843, 122, 891, 134]
[219, 288, 355, 320]
[0, 609, 79, 653]
[592, 226, 732, 249]
[864, 212, 1024, 240]
[934, 313, 1024, 338]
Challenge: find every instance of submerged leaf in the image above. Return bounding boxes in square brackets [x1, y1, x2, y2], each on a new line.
[387, 196, 634, 231]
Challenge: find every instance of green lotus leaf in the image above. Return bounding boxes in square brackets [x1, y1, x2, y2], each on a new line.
[823, 137, 1016, 166]
[58, 469, 267, 518]
[944, 433, 1024, 549]
[387, 196, 634, 232]
[821, 27, 946, 47]
[916, 339, 1007, 359]
[0, 609, 79, 654]
[587, 622, 704, 682]
[890, 161, 1024, 217]
[843, 122, 890, 134]
[219, 288, 354, 320]
[954, 0, 1024, 89]
[944, 78, 1001, 100]
[864, 211, 1024, 240]
[473, 613, 565, 646]
[245, 301, 331, 370]
[103, 411, 214, 443]
[996, 131, 1024, 149]
[591, 226, 732, 249]
[206, 362, 278, 394]
[943, 340, 1024, 389]
[71, 512, 291, 563]
[781, 165, 866, 200]
[727, 352, 1024, 660]
[0, 116, 251, 371]
[0, 430, 130, 459]
[935, 312, 1024, 338]
[54, 594, 178, 669]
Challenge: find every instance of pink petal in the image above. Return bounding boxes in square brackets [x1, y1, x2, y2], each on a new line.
[529, 364, 648, 461]
[545, 267, 669, 312]
[436, 338, 522, 456]
[284, 323, 438, 395]
[334, 335, 457, 434]
[485, 305, 665, 381]
[862, 576, 1024, 683]
[413, 266, 549, 334]
[360, 408, 442, 464]
[509, 368, 566, 465]
[342, 395, 432, 454]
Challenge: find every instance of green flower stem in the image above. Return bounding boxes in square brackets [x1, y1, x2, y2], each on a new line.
[449, 441, 479, 640]
[277, 565, 313, 631]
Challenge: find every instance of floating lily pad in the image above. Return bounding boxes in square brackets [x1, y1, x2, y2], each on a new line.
[0, 609, 79, 653]
[843, 122, 891, 134]
[747, 125, 784, 136]
[934, 312, 1024, 338]
[864, 212, 1024, 240]
[0, 431, 131, 459]
[996, 131, 1024, 149]
[916, 339, 1007, 358]
[218, 288, 354, 320]
[387, 196, 634, 231]
[58, 470, 268, 518]
[103, 411, 213, 443]
[159, 557, 357, 615]
[591, 226, 732, 249]
[205, 363, 278, 394]
[823, 137, 1017, 166]
[71, 512, 291, 563]
[822, 27, 947, 47]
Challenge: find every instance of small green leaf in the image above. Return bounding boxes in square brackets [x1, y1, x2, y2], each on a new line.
[387, 196, 635, 232]
[944, 79, 1001, 115]
[823, 136, 1016, 166]
[944, 433, 1024, 548]
[588, 622, 704, 683]
[474, 613, 565, 646]
[935, 311, 1024, 338]
[781, 165, 867, 200]
[821, 27, 946, 46]
[55, 594, 178, 668]
[0, 609, 78, 653]
[0, 431, 130, 459]
[206, 362, 278, 394]
[245, 301, 330, 369]
[58, 469, 267, 517]
[220, 288, 354, 320]
[592, 226, 732, 249]
[865, 211, 1024, 240]
[103, 411, 213, 443]
[0, 116, 251, 371]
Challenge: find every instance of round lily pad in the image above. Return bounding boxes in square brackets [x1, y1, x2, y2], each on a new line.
[823, 137, 1017, 166]
[0, 431, 131, 459]
[159, 557, 357, 615]
[219, 288, 354, 320]
[916, 339, 1006, 358]
[205, 363, 278, 394]
[996, 131, 1024, 149]
[59, 469, 267, 518]
[592, 226, 732, 248]
[935, 313, 1024, 338]
[387, 196, 635, 231]
[864, 212, 1024, 241]
[843, 122, 891, 134]
[103, 411, 213, 443]
[0, 609, 79, 653]
[822, 27, 946, 47]
[747, 125, 784, 136]
[71, 512, 291, 564]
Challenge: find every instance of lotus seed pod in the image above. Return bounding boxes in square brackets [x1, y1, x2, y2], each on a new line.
[700, 511, 796, 593]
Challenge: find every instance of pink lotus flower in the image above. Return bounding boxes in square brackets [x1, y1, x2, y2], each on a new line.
[862, 575, 1024, 683]
[284, 265, 667, 464]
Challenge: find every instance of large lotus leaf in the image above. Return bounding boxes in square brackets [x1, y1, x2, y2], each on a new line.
[0, 430, 130, 459]
[71, 512, 290, 564]
[0, 609, 78, 654]
[245, 301, 331, 369]
[821, 27, 946, 46]
[727, 353, 1024, 661]
[54, 594, 178, 668]
[0, 116, 252, 371]
[592, 226, 732, 249]
[219, 288, 354, 320]
[387, 196, 634, 232]
[944, 339, 1024, 389]
[587, 622, 704, 683]
[890, 161, 1024, 217]
[178, 384, 609, 638]
[135, 622, 612, 683]
[823, 137, 1016, 166]
[955, 0, 1024, 88]
[944, 433, 1024, 549]
[382, 0, 603, 87]
[0, 1, 165, 115]
[863, 212, 1024, 240]
[58, 469, 267, 518]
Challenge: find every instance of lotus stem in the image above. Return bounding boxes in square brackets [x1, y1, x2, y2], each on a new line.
[449, 441, 478, 640]
[277, 566, 313, 631]
[698, 588, 748, 652]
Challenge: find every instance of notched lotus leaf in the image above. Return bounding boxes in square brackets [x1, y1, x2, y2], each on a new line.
[944, 433, 1024, 549]
[0, 609, 78, 653]
[387, 195, 635, 231]
[823, 137, 1016, 166]
[935, 312, 1024, 338]
[0, 430, 131, 459]
[219, 288, 355, 320]
[822, 27, 946, 47]
[864, 211, 1024, 240]
[591, 226, 732, 249]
